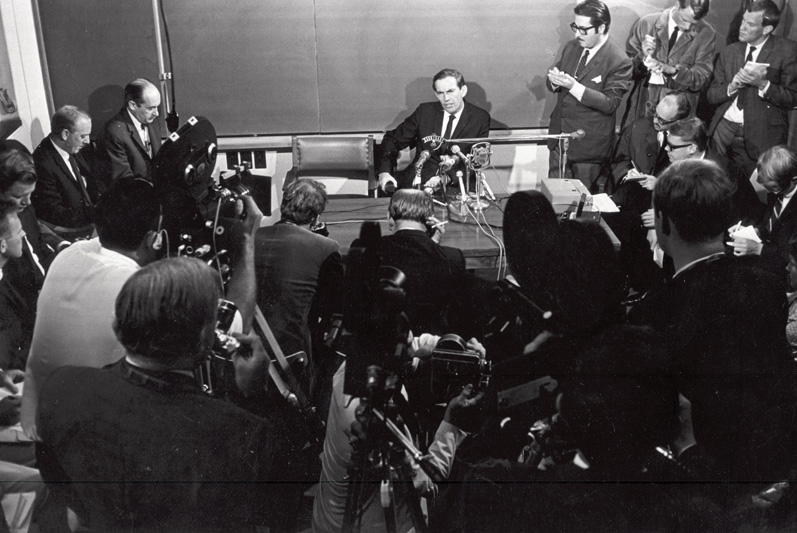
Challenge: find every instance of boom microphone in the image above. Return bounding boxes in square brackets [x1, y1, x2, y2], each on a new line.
[570, 129, 586, 140]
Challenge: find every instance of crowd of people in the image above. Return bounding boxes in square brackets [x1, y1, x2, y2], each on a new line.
[0, 0, 793, 531]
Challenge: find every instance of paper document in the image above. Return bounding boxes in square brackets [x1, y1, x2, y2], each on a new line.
[591, 193, 620, 213]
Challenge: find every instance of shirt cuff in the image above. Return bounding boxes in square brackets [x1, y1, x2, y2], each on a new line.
[759, 81, 771, 97]
[569, 81, 586, 101]
[727, 85, 739, 97]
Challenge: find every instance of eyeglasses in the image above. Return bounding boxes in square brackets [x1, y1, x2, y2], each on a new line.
[569, 23, 596, 35]
[665, 142, 693, 151]
[653, 114, 678, 126]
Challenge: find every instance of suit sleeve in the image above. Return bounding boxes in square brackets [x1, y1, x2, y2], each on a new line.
[762, 40, 797, 109]
[626, 17, 651, 82]
[706, 49, 734, 106]
[611, 122, 634, 183]
[378, 107, 422, 175]
[668, 28, 715, 92]
[32, 162, 94, 228]
[102, 124, 135, 181]
[580, 54, 633, 115]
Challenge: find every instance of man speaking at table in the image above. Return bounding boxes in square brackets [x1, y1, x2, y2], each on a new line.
[547, 0, 632, 192]
[377, 69, 491, 194]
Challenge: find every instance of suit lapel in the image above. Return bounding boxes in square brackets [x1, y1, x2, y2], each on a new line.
[771, 193, 796, 233]
[578, 42, 606, 83]
[433, 106, 444, 136]
[123, 111, 150, 158]
[46, 140, 83, 193]
[754, 36, 776, 70]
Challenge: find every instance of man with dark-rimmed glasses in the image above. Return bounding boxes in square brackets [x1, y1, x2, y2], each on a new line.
[547, 0, 631, 190]
[546, 0, 632, 192]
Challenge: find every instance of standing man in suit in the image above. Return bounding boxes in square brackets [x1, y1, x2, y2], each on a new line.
[101, 78, 163, 181]
[547, 0, 632, 191]
[32, 106, 102, 237]
[377, 69, 491, 194]
[727, 145, 797, 285]
[707, 0, 797, 215]
[624, 0, 714, 126]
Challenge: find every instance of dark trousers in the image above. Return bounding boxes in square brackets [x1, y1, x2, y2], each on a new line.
[710, 118, 762, 221]
[548, 145, 604, 192]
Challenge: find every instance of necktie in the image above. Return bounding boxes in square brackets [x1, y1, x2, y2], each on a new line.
[141, 123, 152, 157]
[737, 46, 757, 110]
[667, 27, 680, 55]
[655, 131, 669, 172]
[574, 49, 590, 79]
[443, 113, 455, 140]
[68, 155, 93, 206]
[768, 195, 783, 232]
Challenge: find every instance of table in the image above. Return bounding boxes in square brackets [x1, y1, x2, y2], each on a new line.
[322, 196, 620, 272]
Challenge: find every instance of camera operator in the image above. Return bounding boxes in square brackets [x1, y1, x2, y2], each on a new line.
[21, 177, 262, 441]
[36, 257, 289, 532]
[312, 335, 485, 533]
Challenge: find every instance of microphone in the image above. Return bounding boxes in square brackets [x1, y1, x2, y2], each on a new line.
[570, 129, 586, 140]
[450, 145, 469, 163]
[415, 150, 431, 170]
[439, 155, 456, 171]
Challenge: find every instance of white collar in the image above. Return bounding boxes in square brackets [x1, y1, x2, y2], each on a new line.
[49, 136, 72, 161]
[127, 109, 146, 132]
[673, 252, 725, 279]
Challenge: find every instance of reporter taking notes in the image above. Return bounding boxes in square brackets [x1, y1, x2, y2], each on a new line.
[546, 0, 632, 191]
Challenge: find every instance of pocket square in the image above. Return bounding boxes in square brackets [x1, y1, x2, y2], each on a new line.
[591, 75, 602, 84]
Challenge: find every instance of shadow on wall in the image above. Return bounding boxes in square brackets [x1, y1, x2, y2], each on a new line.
[88, 84, 124, 140]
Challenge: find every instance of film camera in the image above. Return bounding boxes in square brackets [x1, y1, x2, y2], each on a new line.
[152, 116, 253, 272]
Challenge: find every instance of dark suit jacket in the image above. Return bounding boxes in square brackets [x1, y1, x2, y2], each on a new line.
[372, 229, 474, 335]
[101, 108, 163, 181]
[629, 256, 797, 482]
[755, 193, 797, 282]
[609, 115, 667, 210]
[707, 35, 797, 160]
[38, 359, 292, 532]
[255, 223, 343, 363]
[547, 38, 633, 163]
[378, 101, 491, 189]
[0, 276, 34, 370]
[31, 137, 100, 228]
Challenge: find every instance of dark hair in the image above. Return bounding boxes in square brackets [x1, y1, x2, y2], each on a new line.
[504, 190, 561, 304]
[0, 199, 18, 238]
[668, 117, 708, 152]
[50, 105, 90, 136]
[757, 145, 797, 191]
[678, 0, 710, 21]
[388, 189, 434, 224]
[0, 149, 36, 192]
[665, 92, 692, 121]
[748, 0, 781, 29]
[124, 78, 158, 106]
[432, 69, 466, 90]
[95, 177, 161, 251]
[654, 159, 732, 243]
[574, 0, 611, 33]
[115, 257, 219, 365]
[280, 178, 327, 225]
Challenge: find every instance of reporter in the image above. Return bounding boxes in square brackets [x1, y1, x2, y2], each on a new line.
[37, 257, 288, 532]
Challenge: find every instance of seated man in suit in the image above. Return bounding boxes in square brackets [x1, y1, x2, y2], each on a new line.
[372, 189, 477, 336]
[101, 78, 162, 181]
[630, 158, 797, 486]
[377, 68, 491, 194]
[0, 200, 28, 370]
[546, 0, 632, 191]
[707, 0, 797, 218]
[37, 257, 291, 532]
[32, 105, 102, 238]
[727, 145, 797, 285]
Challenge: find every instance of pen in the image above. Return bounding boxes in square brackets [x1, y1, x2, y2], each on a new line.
[731, 220, 742, 234]
[431, 221, 449, 229]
